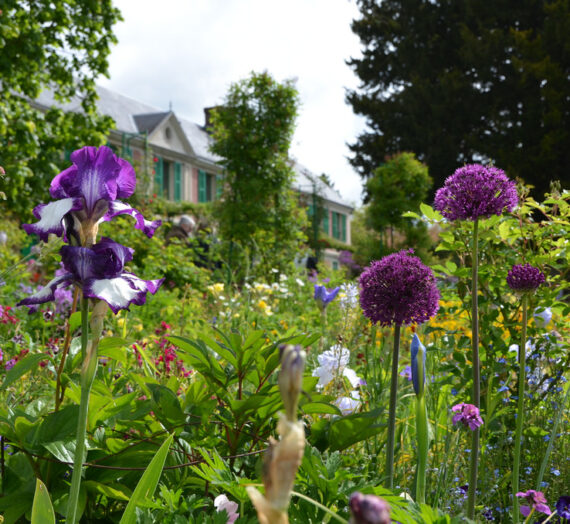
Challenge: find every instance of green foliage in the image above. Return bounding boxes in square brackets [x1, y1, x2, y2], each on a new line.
[31, 479, 55, 524]
[209, 71, 306, 277]
[366, 152, 432, 231]
[0, 0, 120, 218]
[347, 0, 570, 199]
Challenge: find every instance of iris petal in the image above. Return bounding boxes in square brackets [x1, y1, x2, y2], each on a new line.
[17, 274, 73, 307]
[23, 198, 83, 241]
[84, 274, 164, 314]
[106, 201, 162, 238]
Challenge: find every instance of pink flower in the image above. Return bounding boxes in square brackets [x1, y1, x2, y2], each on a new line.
[214, 494, 239, 523]
[451, 403, 483, 431]
[516, 490, 551, 517]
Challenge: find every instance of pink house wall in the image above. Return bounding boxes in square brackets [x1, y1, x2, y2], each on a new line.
[192, 167, 199, 203]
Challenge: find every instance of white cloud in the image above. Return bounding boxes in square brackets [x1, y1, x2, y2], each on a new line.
[99, 0, 366, 204]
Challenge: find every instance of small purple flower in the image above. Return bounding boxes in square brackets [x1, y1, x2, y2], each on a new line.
[556, 495, 570, 521]
[314, 284, 340, 308]
[411, 334, 426, 396]
[507, 264, 545, 292]
[516, 490, 551, 517]
[400, 365, 412, 381]
[434, 164, 518, 221]
[17, 237, 163, 314]
[451, 403, 483, 430]
[359, 249, 439, 326]
[349, 492, 390, 524]
[23, 146, 161, 242]
[5, 358, 16, 371]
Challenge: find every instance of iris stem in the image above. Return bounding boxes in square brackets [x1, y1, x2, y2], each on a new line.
[415, 393, 428, 504]
[386, 323, 401, 489]
[467, 218, 479, 519]
[66, 296, 97, 524]
[512, 294, 528, 523]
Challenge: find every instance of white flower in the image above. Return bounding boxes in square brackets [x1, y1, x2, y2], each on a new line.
[335, 390, 361, 415]
[534, 307, 552, 328]
[214, 494, 239, 523]
[295, 278, 305, 287]
[508, 339, 535, 356]
[339, 282, 359, 310]
[312, 345, 363, 388]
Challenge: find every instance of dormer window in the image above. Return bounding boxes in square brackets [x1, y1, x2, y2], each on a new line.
[164, 127, 172, 140]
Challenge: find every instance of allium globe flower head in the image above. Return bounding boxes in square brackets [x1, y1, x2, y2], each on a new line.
[349, 492, 390, 524]
[451, 403, 483, 431]
[23, 146, 161, 245]
[507, 264, 545, 293]
[516, 490, 551, 517]
[359, 249, 439, 326]
[434, 164, 518, 221]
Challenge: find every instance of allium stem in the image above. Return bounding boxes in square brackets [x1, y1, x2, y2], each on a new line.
[386, 323, 401, 489]
[467, 218, 480, 519]
[512, 295, 528, 523]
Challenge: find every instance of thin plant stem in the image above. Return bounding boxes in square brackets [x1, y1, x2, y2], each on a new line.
[386, 323, 401, 489]
[433, 430, 460, 508]
[535, 381, 570, 489]
[66, 296, 92, 524]
[415, 393, 428, 503]
[512, 295, 528, 523]
[467, 218, 479, 519]
[290, 490, 349, 524]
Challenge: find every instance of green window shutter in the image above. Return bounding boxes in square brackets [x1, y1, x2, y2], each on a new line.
[198, 170, 207, 203]
[308, 203, 314, 217]
[341, 214, 347, 242]
[322, 210, 329, 235]
[216, 174, 223, 199]
[174, 162, 182, 201]
[154, 156, 164, 197]
[332, 211, 339, 239]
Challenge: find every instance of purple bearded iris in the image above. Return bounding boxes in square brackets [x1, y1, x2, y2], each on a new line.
[23, 146, 161, 244]
[516, 490, 551, 517]
[17, 237, 163, 314]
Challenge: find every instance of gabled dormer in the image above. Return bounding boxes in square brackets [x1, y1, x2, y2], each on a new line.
[133, 111, 194, 156]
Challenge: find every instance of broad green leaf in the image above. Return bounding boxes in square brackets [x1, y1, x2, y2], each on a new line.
[68, 311, 83, 333]
[300, 402, 342, 415]
[1, 353, 45, 390]
[31, 479, 55, 524]
[34, 405, 79, 445]
[119, 433, 174, 524]
[420, 203, 443, 221]
[83, 480, 130, 501]
[329, 408, 385, 451]
[43, 440, 76, 463]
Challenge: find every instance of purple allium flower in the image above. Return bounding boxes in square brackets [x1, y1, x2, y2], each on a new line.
[516, 490, 551, 517]
[556, 495, 570, 521]
[451, 403, 484, 430]
[359, 250, 439, 326]
[17, 237, 163, 314]
[349, 492, 390, 524]
[434, 164, 518, 221]
[411, 334, 426, 396]
[314, 284, 340, 308]
[23, 146, 161, 242]
[507, 264, 545, 292]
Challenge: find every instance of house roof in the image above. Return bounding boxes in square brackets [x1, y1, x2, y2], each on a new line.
[34, 85, 353, 209]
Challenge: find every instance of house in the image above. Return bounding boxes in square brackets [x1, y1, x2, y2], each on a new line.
[34, 85, 354, 267]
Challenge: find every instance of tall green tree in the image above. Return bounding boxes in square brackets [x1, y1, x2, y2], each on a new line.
[0, 1, 120, 217]
[347, 0, 570, 199]
[210, 71, 305, 277]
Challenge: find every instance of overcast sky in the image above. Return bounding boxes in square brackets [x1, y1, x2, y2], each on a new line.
[98, 0, 367, 206]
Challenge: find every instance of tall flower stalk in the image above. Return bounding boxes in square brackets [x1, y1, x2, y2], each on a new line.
[507, 264, 546, 523]
[411, 334, 428, 503]
[18, 146, 163, 523]
[434, 164, 517, 518]
[359, 250, 439, 489]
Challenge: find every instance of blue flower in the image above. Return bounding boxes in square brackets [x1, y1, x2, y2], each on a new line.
[313, 284, 340, 308]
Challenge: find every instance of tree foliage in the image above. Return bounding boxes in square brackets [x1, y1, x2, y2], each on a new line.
[210, 71, 306, 277]
[347, 0, 570, 199]
[0, 0, 120, 217]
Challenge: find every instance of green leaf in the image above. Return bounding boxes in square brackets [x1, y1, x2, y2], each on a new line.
[31, 479, 55, 524]
[68, 311, 83, 333]
[1, 353, 45, 390]
[420, 203, 442, 221]
[119, 433, 174, 524]
[329, 408, 385, 451]
[300, 402, 342, 415]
